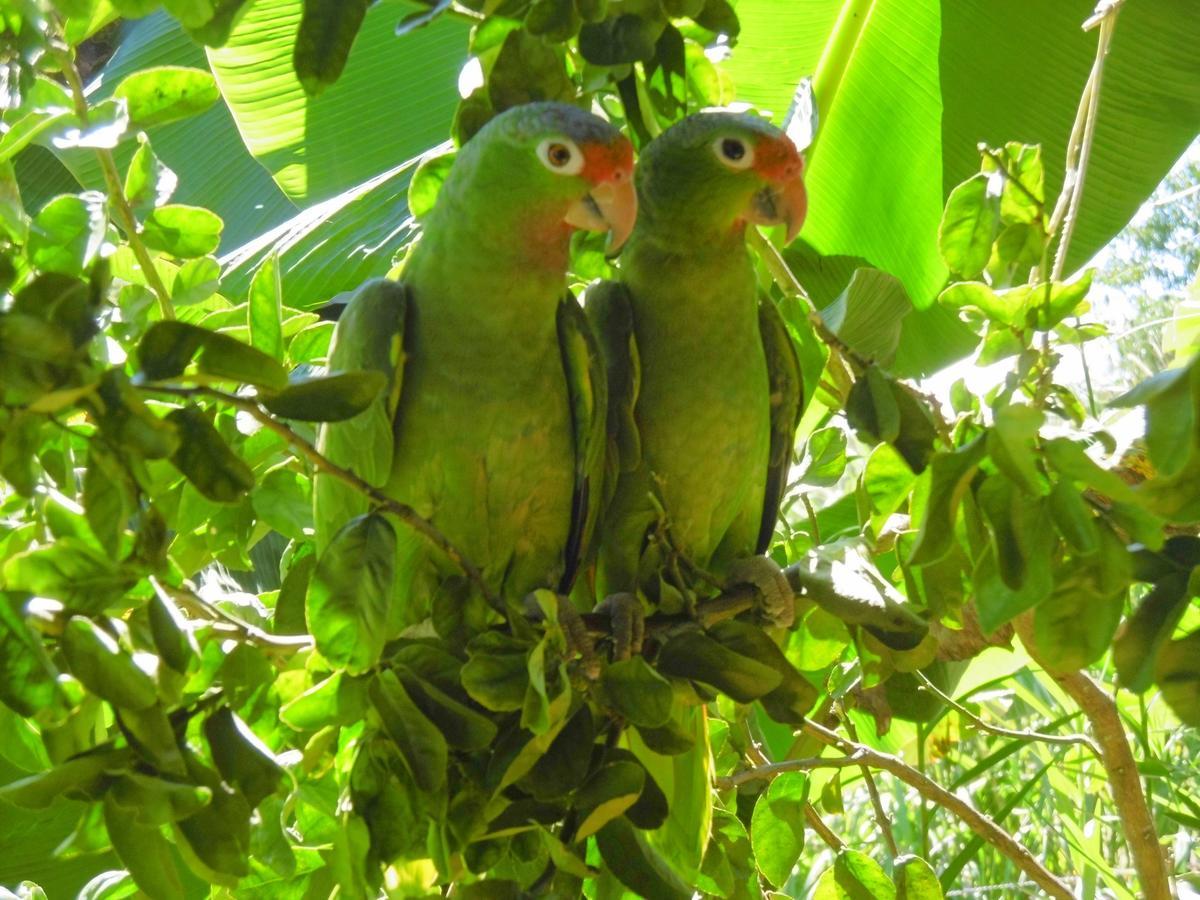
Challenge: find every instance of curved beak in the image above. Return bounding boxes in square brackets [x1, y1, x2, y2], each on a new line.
[564, 176, 638, 253]
[747, 174, 808, 244]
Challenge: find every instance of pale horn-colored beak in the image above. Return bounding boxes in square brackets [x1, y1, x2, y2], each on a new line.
[564, 175, 638, 253]
[747, 174, 808, 244]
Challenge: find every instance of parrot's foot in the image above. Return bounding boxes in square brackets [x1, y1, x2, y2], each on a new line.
[727, 556, 795, 629]
[594, 592, 645, 661]
[524, 592, 600, 679]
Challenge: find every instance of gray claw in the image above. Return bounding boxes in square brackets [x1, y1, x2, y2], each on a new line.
[594, 592, 645, 661]
[727, 557, 794, 628]
[525, 592, 600, 679]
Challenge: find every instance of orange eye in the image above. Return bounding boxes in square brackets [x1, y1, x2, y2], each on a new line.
[537, 137, 584, 175]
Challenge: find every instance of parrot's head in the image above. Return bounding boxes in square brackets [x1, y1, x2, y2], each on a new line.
[455, 102, 637, 256]
[636, 110, 807, 244]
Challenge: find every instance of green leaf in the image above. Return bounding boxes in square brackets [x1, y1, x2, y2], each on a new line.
[1042, 437, 1137, 503]
[209, 0, 465, 203]
[594, 816, 692, 900]
[973, 477, 1055, 633]
[573, 761, 645, 841]
[813, 849, 897, 900]
[0, 111, 75, 164]
[655, 629, 782, 703]
[488, 28, 574, 110]
[108, 773, 212, 825]
[1113, 571, 1193, 692]
[1047, 479, 1098, 554]
[369, 669, 447, 793]
[251, 466, 312, 541]
[0, 159, 29, 243]
[726, 0, 1200, 307]
[95, 371, 181, 460]
[148, 591, 200, 674]
[895, 854, 943, 900]
[27, 192, 107, 276]
[907, 438, 986, 566]
[171, 255, 220, 306]
[820, 268, 911, 369]
[461, 632, 531, 712]
[1156, 630, 1200, 727]
[940, 272, 1093, 331]
[709, 620, 817, 724]
[140, 204, 223, 258]
[84, 444, 131, 557]
[307, 513, 395, 674]
[0, 749, 128, 809]
[801, 426, 848, 487]
[1110, 357, 1199, 479]
[750, 770, 806, 888]
[394, 665, 497, 751]
[846, 366, 900, 445]
[938, 173, 999, 278]
[49, 13, 297, 250]
[600, 657, 674, 728]
[174, 756, 251, 883]
[204, 707, 285, 807]
[280, 671, 367, 730]
[1033, 527, 1131, 671]
[292, 0, 370, 95]
[139, 320, 289, 390]
[103, 794, 187, 900]
[987, 404, 1046, 496]
[247, 253, 284, 360]
[983, 141, 1045, 226]
[62, 616, 159, 710]
[0, 591, 61, 717]
[3, 539, 134, 614]
[113, 66, 220, 129]
[165, 406, 255, 503]
[516, 706, 594, 803]
[260, 371, 387, 421]
[408, 150, 455, 219]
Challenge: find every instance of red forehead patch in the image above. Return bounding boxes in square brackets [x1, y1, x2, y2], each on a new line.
[580, 135, 635, 184]
[753, 135, 804, 183]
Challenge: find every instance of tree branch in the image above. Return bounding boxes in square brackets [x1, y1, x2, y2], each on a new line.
[791, 721, 1076, 900]
[839, 708, 899, 859]
[54, 45, 175, 321]
[1015, 613, 1172, 900]
[153, 578, 314, 657]
[147, 384, 502, 613]
[913, 670, 1102, 757]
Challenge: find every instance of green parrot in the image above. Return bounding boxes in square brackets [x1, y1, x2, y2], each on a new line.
[313, 102, 636, 642]
[584, 111, 807, 883]
[587, 110, 807, 623]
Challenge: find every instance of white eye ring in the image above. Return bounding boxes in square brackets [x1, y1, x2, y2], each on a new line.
[713, 135, 755, 170]
[537, 137, 585, 176]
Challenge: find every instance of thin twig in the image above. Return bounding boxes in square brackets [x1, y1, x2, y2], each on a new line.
[804, 803, 846, 851]
[152, 578, 314, 657]
[146, 384, 501, 612]
[798, 720, 1076, 900]
[978, 145, 1047, 220]
[1051, 3, 1121, 282]
[838, 707, 898, 859]
[800, 493, 821, 544]
[715, 752, 868, 789]
[54, 46, 175, 321]
[914, 671, 1102, 757]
